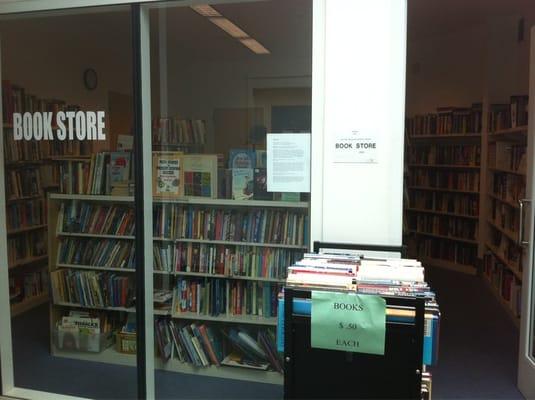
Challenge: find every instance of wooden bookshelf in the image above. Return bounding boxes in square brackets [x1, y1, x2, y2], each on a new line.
[409, 133, 481, 140]
[484, 243, 522, 281]
[405, 109, 482, 274]
[488, 167, 526, 176]
[407, 186, 479, 194]
[408, 164, 479, 169]
[8, 254, 48, 269]
[409, 230, 478, 245]
[7, 224, 48, 235]
[482, 99, 528, 325]
[487, 219, 518, 243]
[405, 208, 478, 219]
[488, 193, 520, 209]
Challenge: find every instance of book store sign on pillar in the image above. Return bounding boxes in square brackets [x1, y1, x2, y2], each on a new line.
[12, 111, 107, 141]
[333, 130, 378, 163]
[311, 291, 386, 355]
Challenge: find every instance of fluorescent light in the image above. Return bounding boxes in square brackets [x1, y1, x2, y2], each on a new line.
[240, 38, 270, 54]
[191, 4, 271, 55]
[191, 5, 221, 17]
[209, 17, 248, 39]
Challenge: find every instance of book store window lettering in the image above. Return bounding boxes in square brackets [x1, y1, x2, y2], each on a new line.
[13, 111, 107, 141]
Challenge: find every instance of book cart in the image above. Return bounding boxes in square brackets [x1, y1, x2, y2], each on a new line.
[283, 242, 432, 399]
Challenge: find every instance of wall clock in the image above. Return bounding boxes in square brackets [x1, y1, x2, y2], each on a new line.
[83, 68, 98, 91]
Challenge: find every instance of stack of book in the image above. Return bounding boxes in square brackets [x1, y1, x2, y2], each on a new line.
[50, 269, 134, 308]
[281, 252, 440, 367]
[154, 319, 281, 371]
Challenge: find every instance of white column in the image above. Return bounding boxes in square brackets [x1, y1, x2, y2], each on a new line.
[312, 0, 407, 247]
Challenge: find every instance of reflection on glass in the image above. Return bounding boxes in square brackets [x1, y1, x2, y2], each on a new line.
[149, 1, 312, 398]
[1, 7, 138, 398]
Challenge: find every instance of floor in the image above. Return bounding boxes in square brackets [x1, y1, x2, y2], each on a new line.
[8, 268, 524, 399]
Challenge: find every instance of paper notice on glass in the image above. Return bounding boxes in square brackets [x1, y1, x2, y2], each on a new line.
[333, 130, 378, 163]
[267, 133, 311, 193]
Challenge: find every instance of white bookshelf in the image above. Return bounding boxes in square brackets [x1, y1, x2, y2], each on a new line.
[154, 270, 285, 283]
[47, 189, 304, 383]
[57, 231, 306, 249]
[56, 263, 285, 282]
[171, 312, 277, 326]
[49, 193, 309, 209]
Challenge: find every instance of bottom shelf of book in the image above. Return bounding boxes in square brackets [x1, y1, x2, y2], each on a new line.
[51, 346, 283, 385]
[11, 292, 49, 317]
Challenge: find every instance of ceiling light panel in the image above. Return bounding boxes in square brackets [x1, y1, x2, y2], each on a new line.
[191, 5, 221, 17]
[209, 17, 249, 39]
[240, 38, 270, 54]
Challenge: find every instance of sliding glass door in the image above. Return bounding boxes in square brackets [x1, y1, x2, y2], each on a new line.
[143, 1, 312, 398]
[0, 1, 313, 399]
[0, 5, 141, 399]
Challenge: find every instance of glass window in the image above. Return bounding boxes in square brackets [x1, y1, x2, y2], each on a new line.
[0, 6, 140, 398]
[146, 1, 312, 397]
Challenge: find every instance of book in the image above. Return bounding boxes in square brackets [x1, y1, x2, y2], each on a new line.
[253, 168, 271, 200]
[232, 169, 254, 200]
[109, 152, 131, 184]
[228, 149, 256, 169]
[181, 154, 218, 198]
[255, 150, 267, 168]
[152, 151, 182, 198]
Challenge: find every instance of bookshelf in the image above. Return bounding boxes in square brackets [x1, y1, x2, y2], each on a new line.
[48, 182, 308, 383]
[3, 122, 50, 316]
[1, 80, 98, 316]
[482, 96, 528, 326]
[405, 104, 482, 275]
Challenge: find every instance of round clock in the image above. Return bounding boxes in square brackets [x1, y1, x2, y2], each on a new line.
[83, 68, 98, 91]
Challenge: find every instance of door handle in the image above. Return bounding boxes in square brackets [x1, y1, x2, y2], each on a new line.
[518, 199, 531, 247]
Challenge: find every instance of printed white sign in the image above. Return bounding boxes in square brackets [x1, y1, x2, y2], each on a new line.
[333, 130, 378, 163]
[267, 133, 311, 193]
[12, 111, 106, 141]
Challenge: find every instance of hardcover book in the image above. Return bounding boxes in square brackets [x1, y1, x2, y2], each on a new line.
[232, 168, 254, 200]
[253, 168, 272, 200]
[229, 149, 256, 169]
[181, 154, 218, 198]
[109, 152, 131, 184]
[152, 151, 183, 198]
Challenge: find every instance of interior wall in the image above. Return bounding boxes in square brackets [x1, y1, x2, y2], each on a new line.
[406, 11, 535, 116]
[0, 10, 132, 115]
